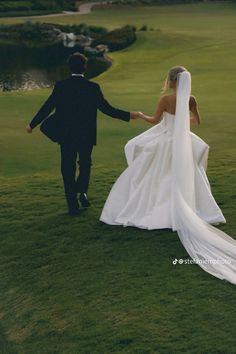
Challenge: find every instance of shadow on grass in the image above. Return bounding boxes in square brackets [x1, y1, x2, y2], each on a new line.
[0, 325, 18, 354]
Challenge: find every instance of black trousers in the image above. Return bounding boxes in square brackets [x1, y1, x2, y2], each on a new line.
[60, 141, 93, 210]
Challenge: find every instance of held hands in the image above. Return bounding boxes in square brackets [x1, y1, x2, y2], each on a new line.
[26, 124, 33, 133]
[137, 112, 146, 119]
[130, 111, 145, 120]
[136, 112, 156, 124]
[130, 111, 140, 120]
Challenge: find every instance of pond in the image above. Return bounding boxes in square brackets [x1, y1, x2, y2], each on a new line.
[0, 40, 111, 91]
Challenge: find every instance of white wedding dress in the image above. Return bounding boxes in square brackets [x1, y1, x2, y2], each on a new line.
[100, 72, 236, 285]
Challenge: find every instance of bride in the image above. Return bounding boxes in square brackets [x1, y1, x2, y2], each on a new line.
[100, 66, 236, 285]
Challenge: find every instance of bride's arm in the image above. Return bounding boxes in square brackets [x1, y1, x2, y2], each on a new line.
[190, 96, 200, 125]
[139, 96, 166, 124]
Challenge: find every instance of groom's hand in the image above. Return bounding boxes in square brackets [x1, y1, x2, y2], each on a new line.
[26, 124, 33, 133]
[130, 111, 140, 120]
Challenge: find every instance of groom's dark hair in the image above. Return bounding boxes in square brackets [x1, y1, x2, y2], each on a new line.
[68, 53, 87, 74]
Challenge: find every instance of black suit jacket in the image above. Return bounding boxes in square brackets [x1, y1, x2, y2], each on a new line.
[30, 76, 130, 145]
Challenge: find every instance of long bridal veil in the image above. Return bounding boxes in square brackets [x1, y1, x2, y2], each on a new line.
[172, 71, 236, 284]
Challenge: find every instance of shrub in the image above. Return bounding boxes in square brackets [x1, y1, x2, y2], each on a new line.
[140, 25, 148, 31]
[92, 25, 136, 52]
[0, 22, 107, 43]
[0, 1, 32, 12]
[0, 0, 76, 13]
[32, 1, 59, 11]
[46, 23, 107, 38]
[0, 21, 56, 41]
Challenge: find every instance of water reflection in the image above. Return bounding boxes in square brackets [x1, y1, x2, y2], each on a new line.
[0, 40, 111, 91]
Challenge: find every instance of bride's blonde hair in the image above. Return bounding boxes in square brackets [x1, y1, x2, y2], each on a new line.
[163, 66, 188, 92]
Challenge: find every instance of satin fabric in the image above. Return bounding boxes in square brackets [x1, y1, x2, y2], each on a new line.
[100, 113, 225, 229]
[100, 72, 236, 284]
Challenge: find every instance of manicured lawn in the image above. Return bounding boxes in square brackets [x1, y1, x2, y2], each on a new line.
[0, 3, 236, 353]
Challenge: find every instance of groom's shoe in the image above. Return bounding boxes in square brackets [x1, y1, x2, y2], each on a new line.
[68, 202, 80, 216]
[69, 208, 80, 217]
[66, 195, 80, 216]
[79, 193, 91, 208]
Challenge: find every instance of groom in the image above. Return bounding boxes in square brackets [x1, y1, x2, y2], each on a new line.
[26, 53, 139, 216]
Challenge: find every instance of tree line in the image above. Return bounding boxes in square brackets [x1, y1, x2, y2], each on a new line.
[0, 0, 76, 14]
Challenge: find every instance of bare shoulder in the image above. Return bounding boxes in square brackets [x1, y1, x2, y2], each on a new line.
[157, 95, 168, 106]
[159, 94, 172, 104]
[159, 95, 168, 101]
[161, 94, 173, 99]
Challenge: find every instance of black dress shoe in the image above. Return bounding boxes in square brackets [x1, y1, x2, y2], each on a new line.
[79, 193, 91, 207]
[68, 208, 80, 217]
[66, 196, 80, 216]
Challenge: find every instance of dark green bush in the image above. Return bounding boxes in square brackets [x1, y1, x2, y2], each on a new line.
[47, 23, 108, 38]
[0, 1, 32, 12]
[92, 25, 136, 52]
[110, 0, 218, 4]
[0, 22, 136, 52]
[140, 25, 148, 31]
[0, 0, 76, 13]
[0, 22, 107, 42]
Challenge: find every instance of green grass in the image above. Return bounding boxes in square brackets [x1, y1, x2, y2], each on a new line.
[0, 3, 236, 353]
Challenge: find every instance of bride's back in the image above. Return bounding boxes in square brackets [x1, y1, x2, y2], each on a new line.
[164, 93, 196, 115]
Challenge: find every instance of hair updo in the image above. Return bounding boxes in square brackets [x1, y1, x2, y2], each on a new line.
[163, 66, 187, 91]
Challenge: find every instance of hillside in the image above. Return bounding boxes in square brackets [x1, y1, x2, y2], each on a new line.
[0, 2, 236, 353]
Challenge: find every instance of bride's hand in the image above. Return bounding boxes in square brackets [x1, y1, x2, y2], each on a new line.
[130, 112, 141, 119]
[137, 112, 145, 119]
[130, 112, 146, 119]
[139, 112, 152, 120]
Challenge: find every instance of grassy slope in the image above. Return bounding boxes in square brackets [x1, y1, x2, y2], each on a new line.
[0, 3, 236, 353]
